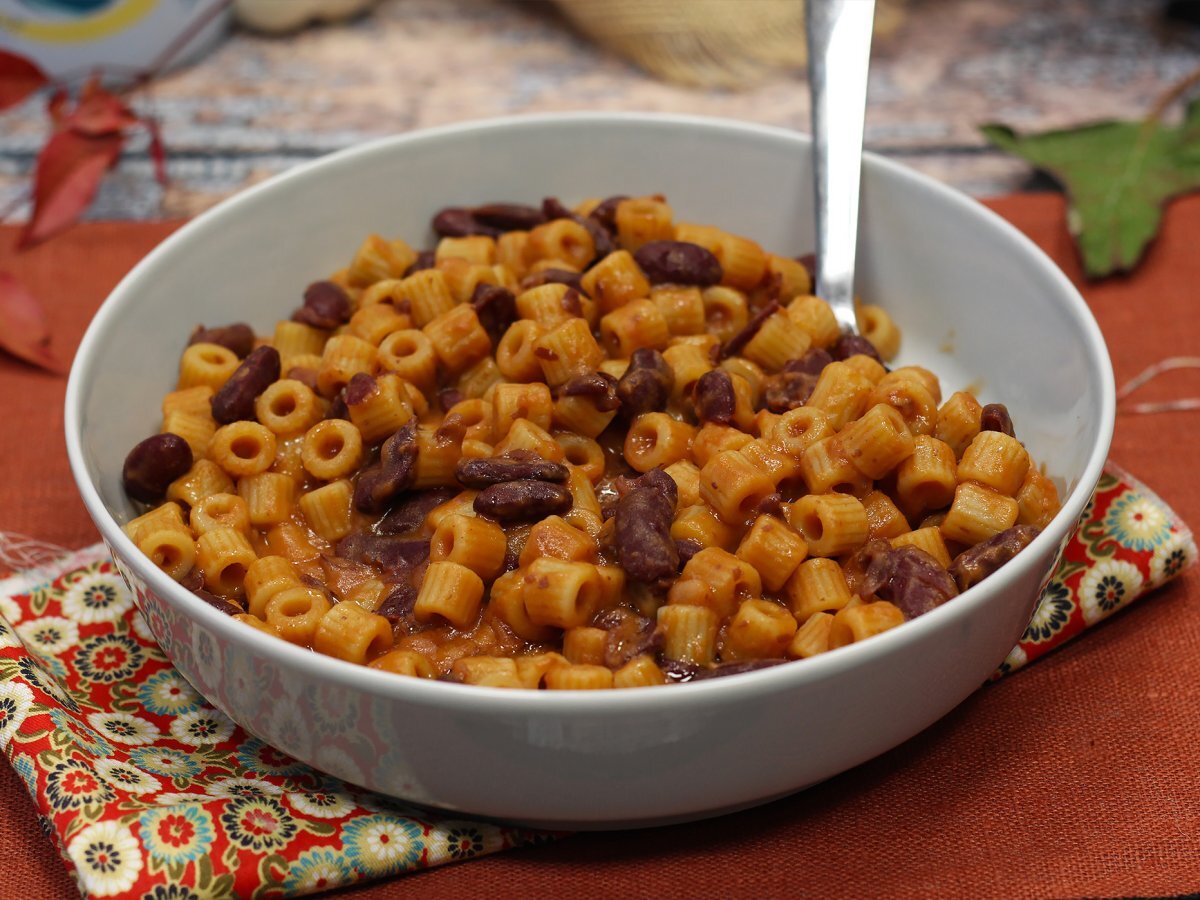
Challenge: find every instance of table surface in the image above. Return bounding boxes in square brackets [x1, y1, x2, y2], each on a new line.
[3, 2, 1200, 896]
[2, 0, 1200, 219]
[1, 195, 1200, 898]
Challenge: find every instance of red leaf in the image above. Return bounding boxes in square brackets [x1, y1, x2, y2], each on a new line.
[47, 87, 69, 126]
[0, 50, 48, 112]
[146, 117, 168, 186]
[19, 129, 124, 249]
[0, 271, 66, 374]
[65, 75, 140, 136]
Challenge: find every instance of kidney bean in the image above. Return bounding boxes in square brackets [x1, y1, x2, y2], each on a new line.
[456, 454, 569, 488]
[353, 420, 419, 514]
[796, 253, 817, 281]
[692, 369, 736, 425]
[831, 333, 884, 365]
[404, 250, 437, 275]
[660, 658, 703, 683]
[326, 389, 350, 421]
[376, 583, 419, 623]
[473, 480, 573, 523]
[286, 365, 319, 392]
[211, 345, 281, 424]
[704, 659, 788, 679]
[542, 197, 614, 260]
[675, 538, 704, 565]
[949, 524, 1040, 592]
[594, 607, 660, 669]
[437, 388, 463, 414]
[471, 202, 547, 232]
[192, 587, 243, 616]
[343, 372, 377, 407]
[761, 370, 819, 412]
[860, 541, 959, 618]
[299, 574, 340, 605]
[469, 282, 517, 343]
[633, 240, 722, 287]
[541, 197, 575, 221]
[122, 433, 193, 503]
[377, 487, 458, 535]
[784, 347, 834, 377]
[560, 288, 584, 318]
[760, 270, 786, 305]
[755, 492, 784, 518]
[519, 268, 585, 293]
[616, 348, 674, 417]
[980, 403, 1016, 438]
[588, 195, 629, 233]
[293, 281, 351, 330]
[432, 207, 500, 238]
[561, 371, 620, 412]
[722, 301, 784, 360]
[615, 468, 679, 584]
[188, 322, 256, 359]
[336, 534, 430, 572]
[658, 657, 785, 681]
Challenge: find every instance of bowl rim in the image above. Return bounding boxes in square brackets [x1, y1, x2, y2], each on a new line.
[64, 110, 1116, 712]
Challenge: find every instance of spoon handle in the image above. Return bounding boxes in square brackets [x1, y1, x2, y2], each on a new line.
[807, 0, 875, 335]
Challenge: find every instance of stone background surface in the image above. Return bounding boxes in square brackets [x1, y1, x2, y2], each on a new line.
[1, 0, 1199, 220]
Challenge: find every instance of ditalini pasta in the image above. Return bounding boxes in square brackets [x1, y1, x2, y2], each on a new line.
[120, 194, 1060, 689]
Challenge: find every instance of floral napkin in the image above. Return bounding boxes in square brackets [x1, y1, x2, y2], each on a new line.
[0, 464, 1193, 899]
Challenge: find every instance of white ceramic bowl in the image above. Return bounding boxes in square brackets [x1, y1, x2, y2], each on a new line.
[66, 113, 1114, 828]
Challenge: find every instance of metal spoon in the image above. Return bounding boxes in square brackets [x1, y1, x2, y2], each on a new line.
[807, 0, 875, 336]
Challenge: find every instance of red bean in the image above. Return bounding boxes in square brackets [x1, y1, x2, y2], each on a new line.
[432, 207, 499, 238]
[588, 195, 629, 233]
[857, 540, 958, 618]
[980, 403, 1016, 438]
[721, 301, 781, 359]
[404, 250, 437, 275]
[784, 347, 834, 377]
[456, 454, 569, 488]
[616, 348, 674, 417]
[593, 607, 659, 668]
[210, 346, 281, 424]
[377, 487, 458, 535]
[634, 240, 722, 287]
[343, 372, 377, 407]
[473, 480, 572, 523]
[187, 322, 255, 359]
[353, 420, 418, 514]
[376, 583, 419, 623]
[336, 533, 430, 572]
[192, 588, 243, 616]
[519, 268, 584, 293]
[831, 333, 885, 365]
[614, 468, 679, 584]
[293, 281, 351, 330]
[542, 197, 615, 260]
[949, 524, 1039, 591]
[437, 388, 464, 413]
[560, 371, 620, 412]
[471, 202, 547, 232]
[761, 370, 819, 413]
[469, 282, 516, 343]
[122, 433, 193, 503]
[693, 369, 736, 425]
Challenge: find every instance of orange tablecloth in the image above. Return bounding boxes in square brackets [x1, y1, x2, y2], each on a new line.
[1, 194, 1198, 897]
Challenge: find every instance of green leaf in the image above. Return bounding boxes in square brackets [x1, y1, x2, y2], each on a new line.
[981, 97, 1200, 278]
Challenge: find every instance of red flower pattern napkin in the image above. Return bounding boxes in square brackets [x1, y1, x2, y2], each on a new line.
[0, 464, 1193, 898]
